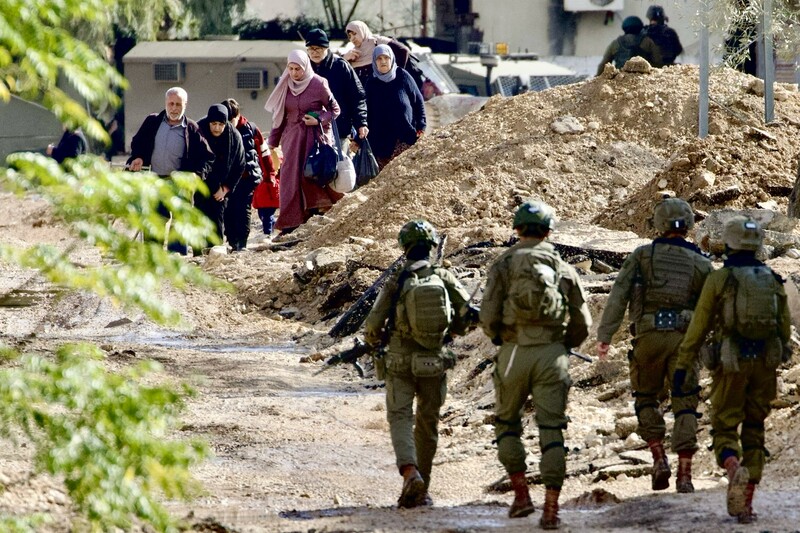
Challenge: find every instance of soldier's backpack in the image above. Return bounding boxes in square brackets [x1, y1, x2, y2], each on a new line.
[613, 34, 644, 68]
[398, 268, 453, 351]
[722, 266, 781, 340]
[505, 249, 567, 326]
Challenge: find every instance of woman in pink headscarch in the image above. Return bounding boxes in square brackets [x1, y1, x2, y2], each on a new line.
[343, 20, 411, 89]
[265, 49, 341, 237]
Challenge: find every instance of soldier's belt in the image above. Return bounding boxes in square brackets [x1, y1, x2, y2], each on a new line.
[637, 309, 693, 334]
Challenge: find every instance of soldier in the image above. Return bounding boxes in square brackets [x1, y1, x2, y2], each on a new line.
[596, 198, 711, 493]
[644, 5, 684, 66]
[674, 216, 791, 523]
[480, 201, 591, 529]
[363, 220, 471, 508]
[597, 16, 662, 75]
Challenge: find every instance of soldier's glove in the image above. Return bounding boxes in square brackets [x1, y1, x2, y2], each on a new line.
[672, 368, 687, 394]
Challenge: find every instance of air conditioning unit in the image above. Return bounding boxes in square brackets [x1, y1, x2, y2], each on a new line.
[236, 70, 268, 90]
[153, 62, 184, 82]
[564, 0, 624, 11]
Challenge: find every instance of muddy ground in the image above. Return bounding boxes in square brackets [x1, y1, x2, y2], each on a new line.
[3, 61, 800, 532]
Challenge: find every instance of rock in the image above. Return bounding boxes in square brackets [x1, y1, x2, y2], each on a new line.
[657, 179, 669, 189]
[701, 185, 743, 204]
[622, 56, 652, 73]
[304, 247, 347, 274]
[551, 115, 585, 134]
[587, 121, 600, 130]
[657, 128, 671, 140]
[785, 248, 800, 259]
[614, 416, 638, 439]
[619, 450, 652, 465]
[560, 158, 577, 173]
[668, 157, 692, 171]
[611, 174, 630, 187]
[278, 306, 300, 319]
[760, 173, 794, 197]
[691, 170, 715, 189]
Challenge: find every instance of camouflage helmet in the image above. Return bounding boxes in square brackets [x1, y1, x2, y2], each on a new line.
[398, 219, 439, 250]
[513, 200, 556, 230]
[723, 215, 763, 252]
[653, 198, 694, 233]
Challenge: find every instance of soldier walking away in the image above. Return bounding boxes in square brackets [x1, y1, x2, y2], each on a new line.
[644, 5, 684, 66]
[480, 201, 592, 529]
[674, 216, 792, 524]
[363, 220, 471, 509]
[596, 16, 662, 75]
[596, 198, 712, 494]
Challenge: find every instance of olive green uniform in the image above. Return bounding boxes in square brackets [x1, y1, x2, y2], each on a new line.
[597, 237, 712, 452]
[676, 257, 791, 482]
[364, 259, 470, 489]
[481, 239, 591, 488]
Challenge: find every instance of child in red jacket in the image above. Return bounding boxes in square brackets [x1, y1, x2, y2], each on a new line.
[252, 138, 280, 236]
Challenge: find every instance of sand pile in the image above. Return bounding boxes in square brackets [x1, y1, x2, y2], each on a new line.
[217, 63, 800, 326]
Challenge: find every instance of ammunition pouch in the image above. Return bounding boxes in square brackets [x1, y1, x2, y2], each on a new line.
[411, 350, 446, 378]
[373, 350, 387, 381]
[699, 342, 720, 371]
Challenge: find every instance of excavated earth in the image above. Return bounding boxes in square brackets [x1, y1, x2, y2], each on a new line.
[2, 61, 800, 532]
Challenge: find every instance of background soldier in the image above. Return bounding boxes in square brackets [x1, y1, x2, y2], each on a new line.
[596, 16, 662, 75]
[674, 216, 792, 523]
[596, 198, 711, 493]
[480, 201, 591, 529]
[644, 5, 684, 66]
[363, 220, 471, 509]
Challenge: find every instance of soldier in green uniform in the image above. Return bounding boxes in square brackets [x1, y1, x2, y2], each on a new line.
[596, 198, 712, 493]
[364, 219, 471, 508]
[674, 216, 791, 523]
[480, 200, 592, 529]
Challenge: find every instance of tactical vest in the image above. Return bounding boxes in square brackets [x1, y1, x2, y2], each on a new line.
[641, 243, 699, 312]
[502, 247, 567, 330]
[644, 25, 681, 64]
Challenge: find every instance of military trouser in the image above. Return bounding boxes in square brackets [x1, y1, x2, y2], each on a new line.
[710, 357, 777, 483]
[492, 342, 571, 489]
[630, 330, 699, 453]
[385, 350, 447, 489]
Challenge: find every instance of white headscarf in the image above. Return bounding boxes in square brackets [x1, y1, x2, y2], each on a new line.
[345, 20, 391, 68]
[264, 50, 315, 128]
[372, 45, 397, 82]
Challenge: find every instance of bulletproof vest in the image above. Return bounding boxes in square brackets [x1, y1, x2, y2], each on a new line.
[645, 25, 681, 64]
[722, 266, 781, 340]
[640, 242, 699, 311]
[395, 266, 453, 350]
[502, 247, 567, 328]
[613, 34, 644, 69]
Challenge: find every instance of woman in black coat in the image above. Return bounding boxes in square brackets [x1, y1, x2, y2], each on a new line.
[364, 45, 426, 170]
[196, 104, 245, 249]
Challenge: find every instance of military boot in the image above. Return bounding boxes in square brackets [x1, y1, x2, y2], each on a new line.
[737, 482, 758, 524]
[676, 451, 695, 493]
[397, 464, 425, 509]
[539, 487, 561, 530]
[508, 471, 535, 518]
[647, 439, 671, 491]
[723, 455, 749, 517]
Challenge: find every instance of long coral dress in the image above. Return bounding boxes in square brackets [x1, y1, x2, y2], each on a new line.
[268, 75, 342, 231]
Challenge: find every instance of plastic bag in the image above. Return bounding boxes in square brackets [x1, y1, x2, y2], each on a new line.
[353, 137, 379, 187]
[331, 155, 356, 193]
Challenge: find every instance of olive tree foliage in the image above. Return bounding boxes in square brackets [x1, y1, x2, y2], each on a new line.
[0, 1, 224, 531]
[699, 0, 800, 68]
[184, 0, 247, 37]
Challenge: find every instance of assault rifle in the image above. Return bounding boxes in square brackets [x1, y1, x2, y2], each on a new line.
[328, 235, 448, 339]
[314, 337, 373, 377]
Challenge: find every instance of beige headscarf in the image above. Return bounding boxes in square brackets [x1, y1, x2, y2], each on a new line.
[264, 50, 315, 128]
[345, 20, 391, 68]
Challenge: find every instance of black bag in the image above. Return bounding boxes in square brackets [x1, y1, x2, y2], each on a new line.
[303, 125, 338, 187]
[353, 137, 379, 187]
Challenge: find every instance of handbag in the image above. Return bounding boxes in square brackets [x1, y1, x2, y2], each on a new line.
[330, 120, 356, 193]
[353, 137, 379, 187]
[303, 123, 338, 187]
